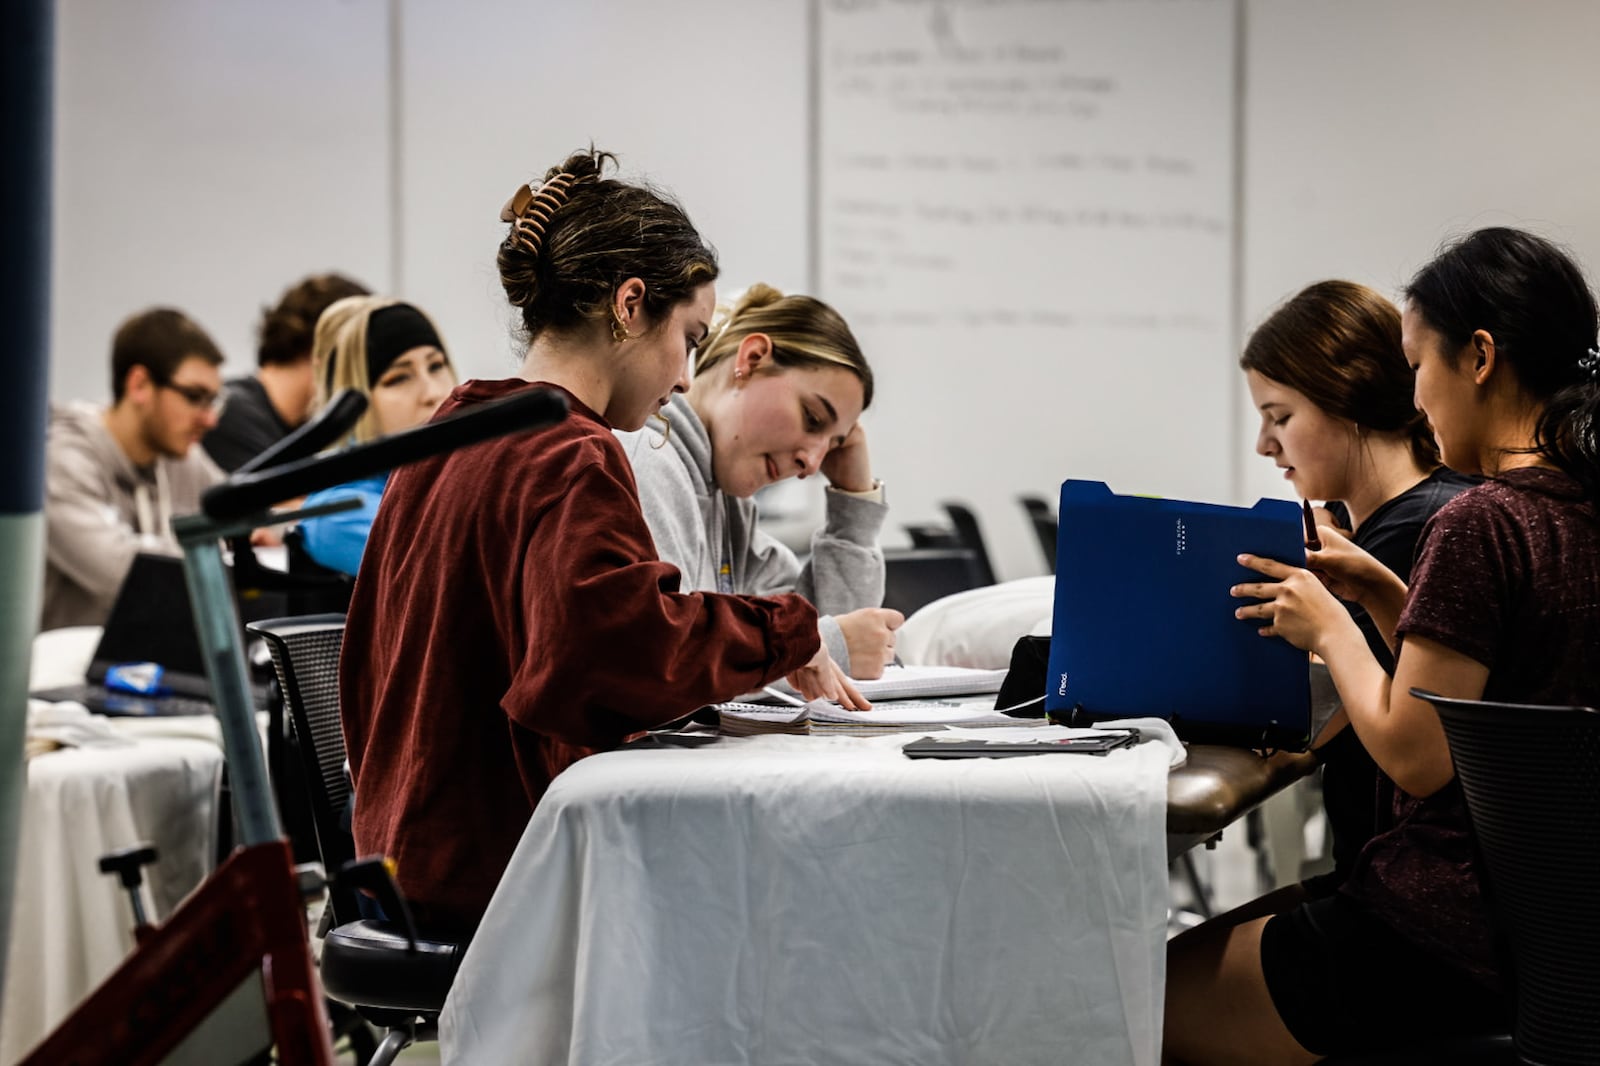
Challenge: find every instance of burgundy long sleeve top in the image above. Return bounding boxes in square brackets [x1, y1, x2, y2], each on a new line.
[340, 379, 820, 932]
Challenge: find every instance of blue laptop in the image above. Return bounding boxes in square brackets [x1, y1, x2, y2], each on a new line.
[1045, 480, 1312, 750]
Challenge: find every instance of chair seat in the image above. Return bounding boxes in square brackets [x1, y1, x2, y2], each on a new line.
[1322, 1032, 1514, 1065]
[320, 919, 465, 1013]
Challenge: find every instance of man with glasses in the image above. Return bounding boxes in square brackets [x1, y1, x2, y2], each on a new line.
[41, 307, 228, 628]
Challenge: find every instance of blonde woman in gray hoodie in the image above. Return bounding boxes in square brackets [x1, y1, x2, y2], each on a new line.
[617, 284, 902, 678]
[42, 308, 227, 629]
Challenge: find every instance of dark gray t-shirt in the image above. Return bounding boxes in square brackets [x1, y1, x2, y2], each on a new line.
[202, 376, 291, 472]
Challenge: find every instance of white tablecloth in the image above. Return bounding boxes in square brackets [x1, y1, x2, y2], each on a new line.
[2, 628, 226, 1065]
[441, 731, 1172, 1066]
[1, 734, 223, 1064]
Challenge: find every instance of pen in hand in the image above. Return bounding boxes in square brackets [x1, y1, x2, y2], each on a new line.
[761, 685, 808, 707]
[1301, 499, 1322, 553]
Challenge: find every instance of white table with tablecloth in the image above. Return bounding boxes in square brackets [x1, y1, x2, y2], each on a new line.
[1, 629, 226, 1065]
[440, 728, 1174, 1066]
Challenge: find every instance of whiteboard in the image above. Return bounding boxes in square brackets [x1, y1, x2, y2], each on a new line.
[818, 0, 1238, 578]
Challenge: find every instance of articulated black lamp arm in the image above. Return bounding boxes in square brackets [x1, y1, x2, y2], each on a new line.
[235, 389, 369, 475]
[202, 386, 569, 522]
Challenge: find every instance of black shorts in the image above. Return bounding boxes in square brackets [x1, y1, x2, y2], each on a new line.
[1258, 891, 1510, 1056]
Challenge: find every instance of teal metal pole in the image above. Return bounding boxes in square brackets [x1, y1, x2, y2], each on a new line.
[0, 0, 54, 1008]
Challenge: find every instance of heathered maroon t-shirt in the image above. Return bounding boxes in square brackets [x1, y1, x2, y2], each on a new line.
[1341, 466, 1600, 984]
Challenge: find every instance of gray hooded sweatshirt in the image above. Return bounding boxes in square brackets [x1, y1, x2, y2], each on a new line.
[616, 395, 888, 674]
[42, 401, 223, 630]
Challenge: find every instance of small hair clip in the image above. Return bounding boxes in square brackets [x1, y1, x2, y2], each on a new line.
[499, 183, 535, 224]
[1581, 347, 1600, 381]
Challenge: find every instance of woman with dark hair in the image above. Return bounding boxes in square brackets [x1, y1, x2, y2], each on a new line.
[1165, 229, 1600, 1063]
[1241, 280, 1475, 887]
[338, 148, 864, 937]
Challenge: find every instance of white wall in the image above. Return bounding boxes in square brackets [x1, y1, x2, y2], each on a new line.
[1238, 0, 1600, 507]
[394, 0, 811, 382]
[52, 0, 393, 398]
[49, 0, 1600, 578]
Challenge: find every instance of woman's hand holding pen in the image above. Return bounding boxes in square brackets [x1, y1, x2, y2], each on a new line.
[1301, 524, 1408, 617]
[835, 607, 905, 680]
[1231, 553, 1358, 656]
[786, 643, 871, 710]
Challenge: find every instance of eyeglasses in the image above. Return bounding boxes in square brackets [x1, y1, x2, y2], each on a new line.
[156, 380, 227, 416]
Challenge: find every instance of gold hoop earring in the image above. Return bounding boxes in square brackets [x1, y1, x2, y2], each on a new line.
[610, 309, 632, 344]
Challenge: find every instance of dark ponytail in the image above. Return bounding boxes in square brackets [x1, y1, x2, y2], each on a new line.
[1405, 227, 1600, 498]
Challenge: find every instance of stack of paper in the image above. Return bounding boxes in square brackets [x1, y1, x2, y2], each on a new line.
[717, 698, 1027, 738]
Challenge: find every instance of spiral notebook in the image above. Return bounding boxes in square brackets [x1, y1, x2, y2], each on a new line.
[716, 697, 1020, 737]
[755, 665, 1008, 704]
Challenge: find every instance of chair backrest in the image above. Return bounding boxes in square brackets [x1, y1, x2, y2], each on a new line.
[902, 521, 962, 550]
[941, 501, 998, 586]
[1416, 688, 1600, 1065]
[883, 547, 982, 617]
[246, 614, 355, 914]
[282, 527, 355, 616]
[1018, 495, 1058, 573]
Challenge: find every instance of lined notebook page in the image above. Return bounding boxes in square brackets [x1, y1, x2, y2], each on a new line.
[715, 697, 1024, 737]
[760, 665, 1009, 703]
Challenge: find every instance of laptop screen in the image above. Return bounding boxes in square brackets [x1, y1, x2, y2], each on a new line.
[89, 553, 208, 683]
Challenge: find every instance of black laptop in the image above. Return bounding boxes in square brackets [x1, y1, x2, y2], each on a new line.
[33, 553, 267, 716]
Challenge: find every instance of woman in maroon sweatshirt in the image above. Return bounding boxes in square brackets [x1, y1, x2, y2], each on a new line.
[338, 148, 864, 936]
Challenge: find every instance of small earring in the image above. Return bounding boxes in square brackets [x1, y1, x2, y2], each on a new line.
[611, 310, 632, 344]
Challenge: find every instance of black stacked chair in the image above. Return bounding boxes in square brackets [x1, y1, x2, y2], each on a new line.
[1018, 494, 1058, 573]
[1412, 688, 1600, 1065]
[247, 614, 466, 1066]
[940, 501, 998, 587]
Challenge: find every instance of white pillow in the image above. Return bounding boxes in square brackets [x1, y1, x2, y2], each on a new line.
[897, 576, 1055, 669]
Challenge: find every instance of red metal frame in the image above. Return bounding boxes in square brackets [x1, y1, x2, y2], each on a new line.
[18, 840, 334, 1065]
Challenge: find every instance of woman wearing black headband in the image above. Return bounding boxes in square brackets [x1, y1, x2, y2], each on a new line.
[297, 296, 456, 574]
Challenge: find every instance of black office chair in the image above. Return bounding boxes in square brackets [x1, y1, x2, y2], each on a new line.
[940, 501, 998, 587]
[882, 546, 985, 617]
[902, 521, 963, 550]
[282, 527, 356, 616]
[247, 614, 467, 1066]
[1018, 494, 1058, 573]
[1414, 688, 1600, 1065]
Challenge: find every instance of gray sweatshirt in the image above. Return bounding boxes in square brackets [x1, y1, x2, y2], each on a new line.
[42, 402, 223, 630]
[616, 395, 888, 674]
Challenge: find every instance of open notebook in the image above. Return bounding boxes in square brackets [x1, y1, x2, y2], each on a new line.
[716, 697, 1023, 738]
[756, 664, 1009, 704]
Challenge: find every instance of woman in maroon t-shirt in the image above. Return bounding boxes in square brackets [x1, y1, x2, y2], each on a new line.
[1165, 228, 1600, 1064]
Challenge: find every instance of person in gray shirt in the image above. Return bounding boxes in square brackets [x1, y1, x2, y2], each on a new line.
[617, 283, 900, 678]
[44, 308, 227, 629]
